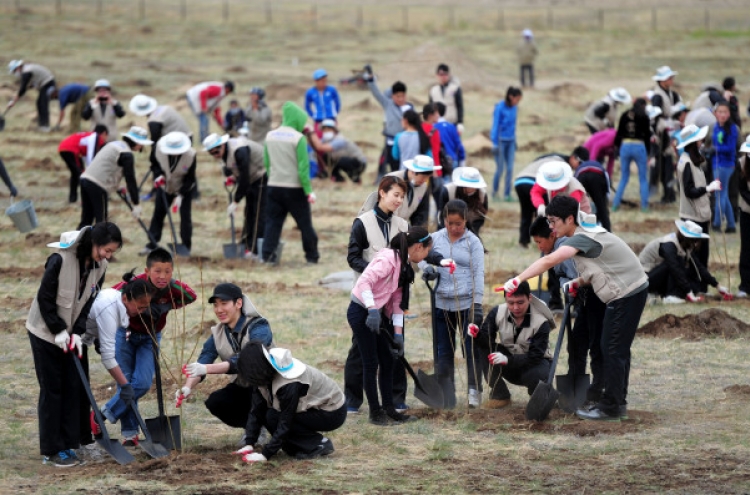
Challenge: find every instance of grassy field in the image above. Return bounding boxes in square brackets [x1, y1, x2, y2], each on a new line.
[1, 4, 750, 494]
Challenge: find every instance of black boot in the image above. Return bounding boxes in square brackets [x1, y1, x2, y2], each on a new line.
[385, 406, 416, 424]
[369, 408, 389, 426]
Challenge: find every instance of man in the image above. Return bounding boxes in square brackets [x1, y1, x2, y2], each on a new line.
[516, 29, 538, 88]
[433, 102, 465, 171]
[651, 66, 683, 119]
[186, 80, 235, 141]
[304, 69, 341, 129]
[568, 147, 611, 232]
[262, 102, 319, 265]
[308, 119, 367, 183]
[428, 64, 463, 132]
[245, 87, 272, 143]
[7, 59, 56, 131]
[502, 196, 649, 421]
[51, 83, 91, 132]
[584, 88, 631, 134]
[82, 79, 126, 142]
[203, 132, 267, 260]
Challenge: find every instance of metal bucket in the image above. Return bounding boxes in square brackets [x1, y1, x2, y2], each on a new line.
[6, 199, 38, 233]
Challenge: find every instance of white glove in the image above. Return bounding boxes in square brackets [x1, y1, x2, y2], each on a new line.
[174, 386, 191, 407]
[503, 277, 521, 295]
[154, 175, 166, 189]
[537, 204, 546, 217]
[686, 292, 703, 303]
[307, 192, 317, 204]
[706, 180, 722, 192]
[467, 323, 479, 338]
[185, 362, 207, 377]
[233, 445, 254, 455]
[457, 123, 464, 135]
[131, 204, 142, 220]
[488, 352, 508, 366]
[440, 258, 456, 274]
[717, 285, 729, 295]
[69, 334, 83, 358]
[171, 195, 182, 213]
[227, 202, 238, 217]
[54, 331, 71, 351]
[242, 452, 267, 464]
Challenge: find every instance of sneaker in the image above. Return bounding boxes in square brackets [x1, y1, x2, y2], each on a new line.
[346, 406, 360, 414]
[122, 436, 140, 447]
[65, 449, 85, 465]
[385, 406, 417, 424]
[736, 290, 748, 298]
[37, 126, 51, 133]
[725, 227, 737, 234]
[43, 450, 79, 468]
[663, 295, 686, 304]
[611, 205, 619, 212]
[394, 403, 409, 413]
[90, 411, 102, 438]
[138, 246, 154, 256]
[295, 438, 335, 460]
[484, 399, 511, 409]
[369, 408, 390, 426]
[243, 250, 260, 261]
[468, 389, 481, 409]
[76, 443, 104, 462]
[619, 404, 628, 420]
[576, 406, 620, 422]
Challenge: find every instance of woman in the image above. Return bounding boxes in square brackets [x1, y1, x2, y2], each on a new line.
[420, 199, 485, 408]
[437, 167, 489, 235]
[612, 98, 651, 212]
[711, 101, 738, 233]
[737, 136, 750, 297]
[490, 86, 523, 201]
[245, 87, 272, 143]
[392, 109, 431, 170]
[235, 342, 346, 462]
[348, 227, 433, 425]
[58, 125, 108, 203]
[25, 222, 122, 467]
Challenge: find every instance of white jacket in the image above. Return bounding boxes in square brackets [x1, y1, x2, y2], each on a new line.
[85, 288, 128, 370]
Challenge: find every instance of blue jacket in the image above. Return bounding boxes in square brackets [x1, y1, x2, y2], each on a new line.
[712, 123, 738, 169]
[304, 85, 341, 122]
[58, 83, 90, 110]
[197, 315, 273, 373]
[434, 120, 465, 162]
[490, 101, 518, 144]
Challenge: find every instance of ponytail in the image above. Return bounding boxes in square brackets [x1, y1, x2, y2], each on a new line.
[121, 269, 153, 302]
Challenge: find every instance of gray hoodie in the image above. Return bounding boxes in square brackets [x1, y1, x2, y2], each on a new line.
[368, 80, 411, 141]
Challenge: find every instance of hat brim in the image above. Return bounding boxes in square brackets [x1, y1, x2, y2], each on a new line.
[536, 175, 572, 191]
[203, 134, 230, 151]
[47, 228, 88, 249]
[129, 97, 157, 116]
[740, 143, 750, 154]
[404, 159, 441, 173]
[124, 133, 154, 146]
[208, 293, 239, 303]
[262, 347, 306, 379]
[652, 71, 677, 81]
[158, 139, 192, 155]
[675, 220, 709, 239]
[676, 126, 708, 149]
[452, 169, 487, 189]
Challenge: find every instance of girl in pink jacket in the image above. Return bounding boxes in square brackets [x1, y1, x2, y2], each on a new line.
[348, 226, 432, 426]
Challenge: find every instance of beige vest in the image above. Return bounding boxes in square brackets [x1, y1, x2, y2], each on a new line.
[265, 126, 304, 188]
[572, 228, 648, 304]
[584, 97, 619, 131]
[330, 134, 367, 164]
[516, 156, 564, 180]
[23, 63, 54, 89]
[652, 84, 681, 122]
[429, 78, 461, 124]
[210, 295, 263, 385]
[81, 141, 129, 193]
[155, 146, 196, 195]
[148, 105, 192, 137]
[677, 153, 711, 222]
[354, 209, 408, 282]
[226, 137, 265, 185]
[639, 233, 687, 272]
[89, 99, 120, 141]
[259, 365, 345, 413]
[494, 296, 554, 358]
[26, 233, 108, 345]
[559, 177, 592, 214]
[445, 183, 487, 225]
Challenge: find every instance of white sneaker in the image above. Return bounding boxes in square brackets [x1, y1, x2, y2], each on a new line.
[736, 290, 748, 298]
[468, 389, 481, 409]
[663, 295, 686, 304]
[138, 246, 153, 256]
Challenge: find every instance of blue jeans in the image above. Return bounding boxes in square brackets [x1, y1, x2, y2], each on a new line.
[187, 97, 210, 141]
[712, 166, 736, 229]
[434, 308, 485, 393]
[102, 329, 160, 438]
[613, 142, 649, 210]
[492, 140, 516, 198]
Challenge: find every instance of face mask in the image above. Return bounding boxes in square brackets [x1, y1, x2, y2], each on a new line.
[322, 131, 335, 141]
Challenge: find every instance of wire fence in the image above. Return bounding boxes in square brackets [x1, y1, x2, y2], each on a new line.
[4, 1, 750, 32]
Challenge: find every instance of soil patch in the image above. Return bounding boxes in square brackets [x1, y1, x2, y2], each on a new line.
[265, 83, 309, 102]
[724, 384, 750, 398]
[638, 308, 750, 340]
[24, 232, 58, 247]
[614, 218, 676, 235]
[0, 295, 34, 312]
[548, 82, 589, 106]
[20, 156, 61, 172]
[0, 320, 26, 333]
[0, 266, 45, 279]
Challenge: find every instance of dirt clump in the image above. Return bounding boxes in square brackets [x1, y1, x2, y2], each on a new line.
[638, 308, 750, 340]
[0, 266, 45, 279]
[724, 384, 750, 397]
[21, 156, 61, 171]
[548, 82, 589, 105]
[614, 218, 675, 234]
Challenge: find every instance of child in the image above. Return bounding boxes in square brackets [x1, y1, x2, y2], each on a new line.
[392, 110, 431, 170]
[490, 86, 523, 201]
[224, 99, 247, 134]
[101, 247, 196, 445]
[58, 125, 108, 203]
[711, 101, 738, 233]
[304, 68, 341, 129]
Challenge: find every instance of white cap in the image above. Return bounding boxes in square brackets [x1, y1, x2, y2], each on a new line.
[129, 94, 158, 116]
[8, 60, 23, 74]
[123, 126, 153, 146]
[158, 132, 192, 155]
[202, 133, 229, 151]
[94, 79, 111, 90]
[652, 66, 678, 82]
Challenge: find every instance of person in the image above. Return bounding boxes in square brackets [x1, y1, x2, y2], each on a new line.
[651, 102, 679, 204]
[428, 64, 464, 131]
[516, 29, 538, 88]
[58, 125, 108, 203]
[468, 280, 553, 409]
[142, 132, 197, 255]
[490, 86, 523, 201]
[235, 342, 346, 462]
[721, 77, 741, 129]
[392, 109, 431, 171]
[81, 79, 126, 142]
[348, 226, 432, 425]
[421, 103, 443, 172]
[612, 97, 651, 212]
[568, 147, 611, 232]
[262, 102, 319, 265]
[224, 99, 246, 135]
[584, 88, 631, 134]
[176, 283, 273, 437]
[51, 83, 91, 132]
[304, 69, 341, 129]
[584, 128, 617, 178]
[246, 87, 272, 143]
[103, 247, 196, 445]
[437, 167, 488, 235]
[639, 220, 730, 304]
[514, 155, 565, 248]
[531, 160, 592, 217]
[345, 176, 409, 414]
[420, 199, 485, 408]
[737, 137, 750, 297]
[651, 66, 683, 123]
[0, 157, 19, 198]
[7, 59, 56, 131]
[26, 223, 122, 467]
[204, 132, 267, 260]
[83, 272, 154, 458]
[359, 155, 441, 228]
[186, 80, 235, 141]
[503, 196, 648, 421]
[711, 101, 738, 233]
[433, 102, 466, 170]
[78, 126, 152, 229]
[308, 119, 367, 183]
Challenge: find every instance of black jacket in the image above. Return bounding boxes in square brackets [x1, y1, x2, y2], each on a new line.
[475, 306, 550, 370]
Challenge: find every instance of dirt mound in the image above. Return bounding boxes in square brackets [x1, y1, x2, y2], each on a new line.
[0, 266, 45, 279]
[638, 309, 750, 340]
[21, 156, 61, 172]
[265, 83, 308, 102]
[548, 82, 589, 105]
[464, 133, 494, 158]
[25, 232, 57, 247]
[350, 97, 373, 111]
[225, 65, 246, 73]
[723, 384, 750, 397]
[615, 218, 675, 235]
[91, 60, 113, 68]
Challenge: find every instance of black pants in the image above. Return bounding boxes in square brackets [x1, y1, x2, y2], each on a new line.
[60, 151, 82, 203]
[681, 218, 710, 293]
[29, 331, 89, 456]
[205, 382, 253, 428]
[488, 359, 550, 401]
[262, 186, 319, 263]
[740, 210, 750, 293]
[515, 182, 535, 246]
[331, 157, 366, 183]
[568, 288, 606, 401]
[263, 404, 346, 456]
[647, 262, 702, 299]
[519, 64, 534, 87]
[598, 286, 648, 416]
[0, 157, 16, 195]
[79, 178, 108, 228]
[577, 171, 611, 232]
[37, 80, 55, 127]
[241, 176, 267, 254]
[147, 188, 193, 250]
[377, 142, 399, 180]
[660, 154, 676, 203]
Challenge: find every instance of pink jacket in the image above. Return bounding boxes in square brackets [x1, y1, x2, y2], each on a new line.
[351, 249, 404, 321]
[584, 129, 616, 161]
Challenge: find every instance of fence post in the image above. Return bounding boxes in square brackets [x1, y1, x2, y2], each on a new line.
[356, 5, 363, 28]
[448, 6, 455, 29]
[402, 6, 408, 30]
[97, 0, 103, 15]
[180, 0, 186, 20]
[598, 9, 604, 31]
[139, 0, 145, 20]
[651, 7, 657, 31]
[222, 0, 228, 22]
[311, 3, 317, 30]
[704, 8, 710, 32]
[55, 0, 61, 15]
[547, 8, 553, 29]
[265, 1, 272, 24]
[496, 8, 504, 30]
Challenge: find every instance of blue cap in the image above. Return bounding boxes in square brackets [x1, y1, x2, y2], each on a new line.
[313, 68, 327, 80]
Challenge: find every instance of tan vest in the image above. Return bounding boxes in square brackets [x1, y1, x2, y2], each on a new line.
[148, 105, 192, 137]
[210, 295, 264, 385]
[22, 63, 54, 89]
[652, 84, 681, 122]
[154, 146, 196, 195]
[494, 296, 554, 359]
[429, 78, 461, 124]
[677, 153, 711, 222]
[81, 141, 129, 193]
[265, 126, 304, 188]
[88, 99, 120, 141]
[584, 97, 619, 131]
[330, 134, 367, 164]
[560, 177, 592, 214]
[259, 365, 345, 413]
[515, 156, 564, 180]
[26, 233, 108, 345]
[354, 209, 408, 282]
[226, 137, 265, 185]
[639, 233, 687, 272]
[445, 183, 487, 225]
[572, 228, 648, 304]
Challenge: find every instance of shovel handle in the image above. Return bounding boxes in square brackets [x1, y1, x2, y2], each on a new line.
[381, 330, 427, 394]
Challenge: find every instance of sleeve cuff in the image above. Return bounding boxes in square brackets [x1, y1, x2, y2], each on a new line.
[102, 357, 119, 370]
[361, 290, 375, 308]
[391, 314, 404, 328]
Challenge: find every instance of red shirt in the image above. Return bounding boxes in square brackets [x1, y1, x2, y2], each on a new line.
[200, 84, 225, 126]
[530, 183, 585, 208]
[422, 122, 442, 176]
[58, 131, 105, 156]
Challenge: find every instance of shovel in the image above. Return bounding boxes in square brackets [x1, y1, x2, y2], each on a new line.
[223, 184, 242, 259]
[424, 275, 455, 409]
[556, 299, 591, 413]
[161, 189, 190, 257]
[0, 108, 8, 132]
[130, 402, 170, 458]
[525, 295, 574, 421]
[117, 189, 160, 247]
[71, 353, 135, 465]
[382, 330, 445, 409]
[144, 341, 182, 450]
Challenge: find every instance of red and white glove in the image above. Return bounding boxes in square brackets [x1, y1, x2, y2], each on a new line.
[224, 176, 236, 187]
[154, 175, 166, 189]
[307, 192, 317, 204]
[440, 258, 456, 275]
[171, 195, 182, 213]
[242, 452, 267, 464]
[717, 285, 734, 301]
[68, 334, 83, 359]
[488, 352, 508, 366]
[503, 277, 520, 296]
[563, 280, 579, 298]
[686, 292, 704, 303]
[118, 186, 128, 197]
[706, 180, 722, 193]
[467, 323, 479, 338]
[174, 386, 191, 407]
[233, 445, 254, 455]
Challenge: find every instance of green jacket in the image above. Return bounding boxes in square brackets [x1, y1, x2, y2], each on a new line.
[263, 102, 312, 194]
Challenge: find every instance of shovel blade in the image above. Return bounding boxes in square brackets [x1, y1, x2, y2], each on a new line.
[525, 381, 560, 421]
[145, 415, 182, 451]
[223, 243, 242, 259]
[413, 369, 445, 409]
[556, 374, 591, 413]
[168, 243, 190, 257]
[137, 438, 170, 459]
[95, 438, 136, 465]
